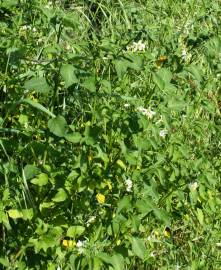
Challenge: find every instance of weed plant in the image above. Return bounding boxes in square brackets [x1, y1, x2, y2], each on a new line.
[0, 0, 221, 269]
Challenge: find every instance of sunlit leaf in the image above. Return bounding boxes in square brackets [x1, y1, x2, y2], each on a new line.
[31, 173, 48, 186]
[52, 188, 68, 202]
[8, 209, 23, 219]
[131, 237, 146, 259]
[24, 77, 51, 94]
[61, 64, 78, 88]
[48, 115, 67, 137]
[67, 226, 85, 237]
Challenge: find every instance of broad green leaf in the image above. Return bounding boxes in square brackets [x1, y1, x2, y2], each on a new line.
[93, 257, 103, 270]
[185, 65, 202, 82]
[2, 0, 18, 8]
[124, 150, 139, 165]
[152, 72, 165, 90]
[22, 209, 34, 220]
[100, 79, 111, 93]
[21, 99, 55, 118]
[168, 97, 186, 112]
[157, 68, 172, 82]
[18, 114, 28, 126]
[126, 54, 143, 70]
[117, 196, 131, 214]
[114, 59, 128, 79]
[24, 77, 51, 94]
[136, 199, 155, 215]
[206, 173, 217, 186]
[153, 68, 172, 90]
[164, 83, 177, 94]
[65, 132, 82, 143]
[63, 13, 79, 28]
[82, 76, 96, 92]
[48, 115, 67, 137]
[41, 6, 55, 19]
[83, 124, 101, 146]
[30, 233, 59, 252]
[52, 188, 67, 202]
[97, 252, 112, 265]
[39, 202, 54, 212]
[131, 215, 141, 232]
[111, 254, 124, 270]
[8, 208, 33, 220]
[31, 173, 48, 186]
[95, 145, 109, 164]
[153, 208, 170, 224]
[114, 55, 143, 79]
[24, 165, 40, 180]
[67, 226, 85, 237]
[60, 64, 78, 88]
[0, 257, 10, 267]
[131, 237, 146, 259]
[8, 209, 23, 219]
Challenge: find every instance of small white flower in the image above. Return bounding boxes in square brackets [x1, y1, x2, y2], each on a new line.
[181, 48, 187, 60]
[150, 251, 157, 257]
[175, 264, 181, 270]
[159, 129, 167, 138]
[57, 267, 61, 270]
[37, 38, 43, 44]
[20, 25, 31, 31]
[76, 240, 84, 248]
[126, 40, 146, 52]
[137, 106, 156, 119]
[21, 25, 27, 30]
[45, 1, 53, 8]
[65, 44, 71, 50]
[124, 103, 130, 108]
[76, 240, 86, 254]
[32, 27, 37, 32]
[145, 108, 156, 119]
[125, 179, 133, 192]
[189, 182, 198, 191]
[137, 106, 146, 113]
[136, 40, 146, 51]
[86, 215, 96, 226]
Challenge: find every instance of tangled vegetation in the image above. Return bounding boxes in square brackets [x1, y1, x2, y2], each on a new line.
[0, 0, 221, 269]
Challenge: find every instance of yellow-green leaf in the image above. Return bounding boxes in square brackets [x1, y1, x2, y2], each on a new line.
[8, 209, 23, 219]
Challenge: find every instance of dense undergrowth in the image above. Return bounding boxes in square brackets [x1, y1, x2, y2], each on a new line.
[0, 0, 221, 269]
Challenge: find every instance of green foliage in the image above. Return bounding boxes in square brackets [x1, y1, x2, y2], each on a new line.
[0, 0, 221, 269]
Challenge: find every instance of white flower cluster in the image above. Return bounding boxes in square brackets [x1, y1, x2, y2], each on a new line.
[181, 47, 192, 62]
[159, 129, 168, 138]
[125, 179, 133, 192]
[86, 215, 96, 226]
[127, 40, 146, 52]
[181, 48, 187, 60]
[76, 240, 87, 254]
[124, 103, 130, 108]
[45, 1, 53, 8]
[20, 25, 37, 32]
[137, 106, 156, 119]
[189, 181, 198, 191]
